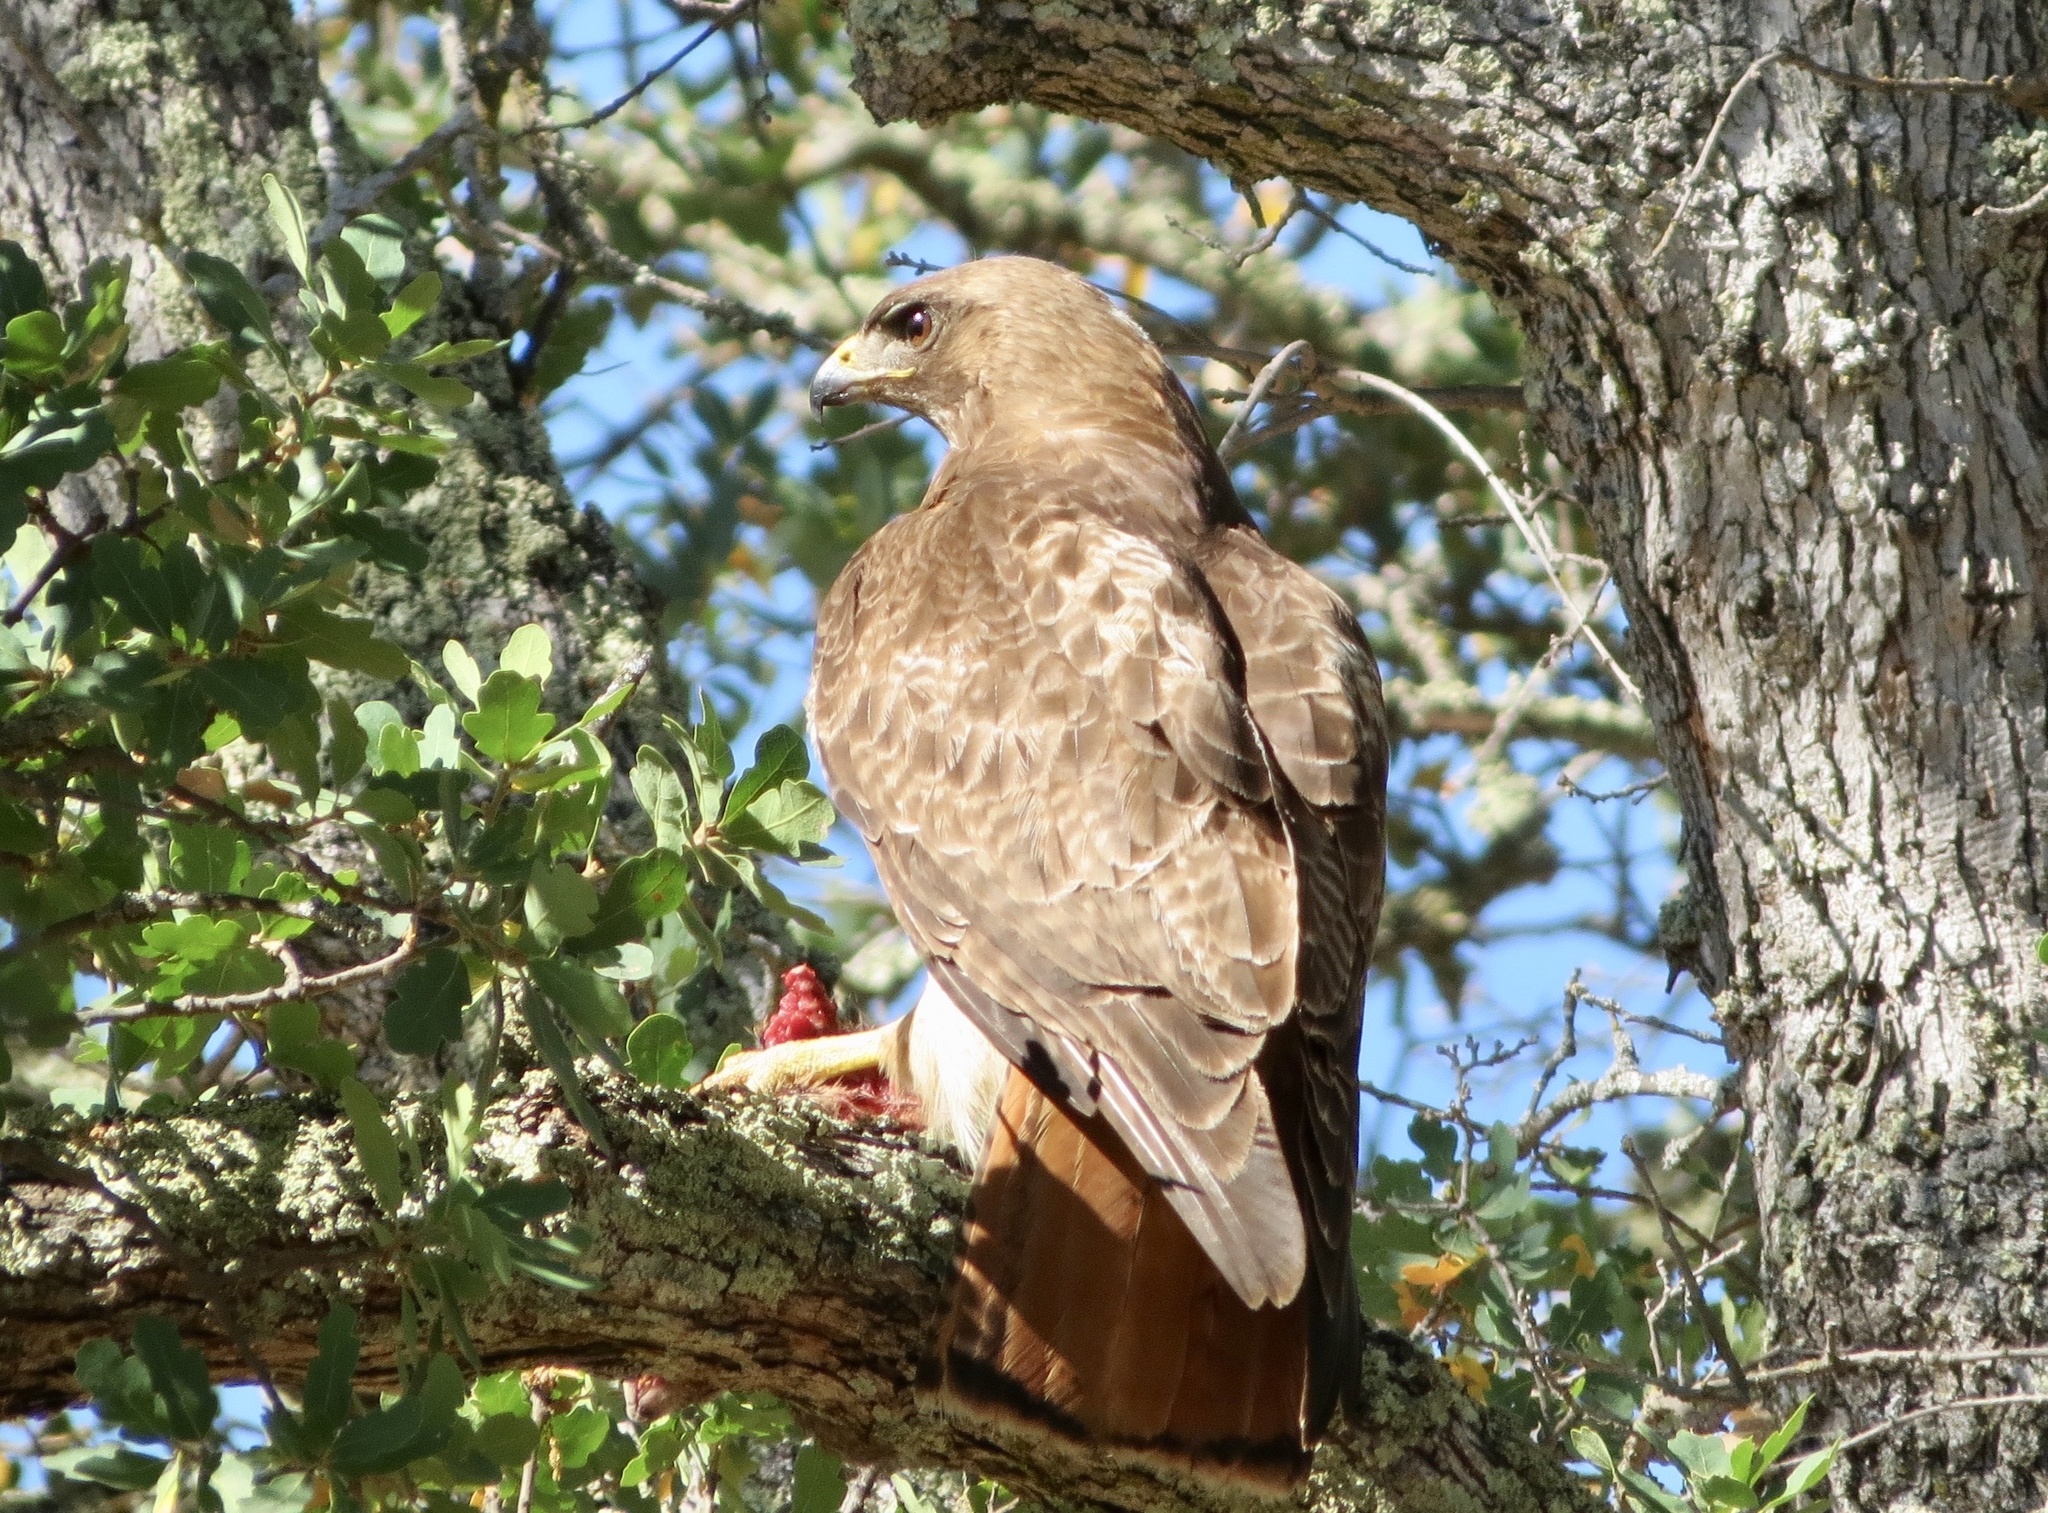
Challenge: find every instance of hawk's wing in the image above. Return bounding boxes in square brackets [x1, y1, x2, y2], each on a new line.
[812, 459, 1383, 1318]
[1197, 522, 1387, 1412]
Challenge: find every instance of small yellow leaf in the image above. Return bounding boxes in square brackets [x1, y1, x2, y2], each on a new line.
[1444, 1352, 1491, 1401]
[1393, 1280, 1431, 1330]
[1560, 1233, 1597, 1278]
[1401, 1253, 1473, 1291]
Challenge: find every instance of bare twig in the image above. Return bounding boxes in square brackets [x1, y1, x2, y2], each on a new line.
[1330, 369, 1640, 700]
[526, 5, 751, 134]
[80, 924, 424, 1023]
[1655, 51, 2046, 254]
[1301, 196, 1436, 277]
[1980, 179, 2048, 221]
[1557, 770, 1668, 805]
[811, 413, 916, 451]
[1217, 340, 1312, 459]
[1624, 1136, 1751, 1395]
[1835, 1392, 2048, 1455]
[1749, 1344, 2048, 1385]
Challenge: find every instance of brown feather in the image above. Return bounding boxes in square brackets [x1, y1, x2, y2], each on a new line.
[929, 1068, 1314, 1489]
[807, 256, 1389, 1478]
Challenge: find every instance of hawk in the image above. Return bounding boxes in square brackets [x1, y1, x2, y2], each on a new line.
[704, 257, 1387, 1487]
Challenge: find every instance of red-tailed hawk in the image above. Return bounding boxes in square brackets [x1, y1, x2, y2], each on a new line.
[704, 257, 1387, 1487]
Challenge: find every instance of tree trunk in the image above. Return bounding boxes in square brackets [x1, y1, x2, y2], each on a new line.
[831, 1, 2048, 1506]
[0, 1077, 1595, 1513]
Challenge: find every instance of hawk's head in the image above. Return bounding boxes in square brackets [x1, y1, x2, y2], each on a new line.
[809, 257, 1168, 448]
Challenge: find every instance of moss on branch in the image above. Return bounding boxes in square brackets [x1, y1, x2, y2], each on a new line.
[1, 1073, 1596, 1513]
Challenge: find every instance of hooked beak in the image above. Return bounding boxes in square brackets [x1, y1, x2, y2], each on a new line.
[809, 335, 915, 419]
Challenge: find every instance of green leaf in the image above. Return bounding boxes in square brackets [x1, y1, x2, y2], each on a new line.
[1, 406, 115, 518]
[266, 1002, 354, 1091]
[631, 747, 692, 850]
[626, 1014, 693, 1087]
[385, 949, 469, 1055]
[463, 670, 555, 764]
[41, 1445, 172, 1491]
[576, 848, 692, 952]
[725, 780, 834, 856]
[519, 991, 608, 1147]
[115, 356, 221, 411]
[3, 309, 64, 377]
[472, 1412, 540, 1469]
[0, 240, 50, 324]
[1570, 1425, 1615, 1473]
[792, 1445, 846, 1513]
[262, 174, 312, 281]
[1755, 1397, 1812, 1475]
[184, 250, 273, 345]
[142, 914, 243, 964]
[1670, 1430, 1734, 1481]
[382, 271, 442, 338]
[189, 654, 321, 733]
[498, 623, 554, 684]
[527, 956, 631, 1054]
[1617, 1467, 1692, 1513]
[550, 1405, 609, 1469]
[1700, 1475, 1761, 1510]
[328, 1352, 464, 1479]
[300, 1303, 360, 1441]
[1779, 1444, 1836, 1500]
[443, 639, 482, 705]
[272, 603, 410, 681]
[372, 359, 474, 410]
[525, 859, 600, 952]
[168, 823, 251, 893]
[414, 337, 501, 368]
[132, 1315, 219, 1442]
[695, 692, 732, 781]
[723, 724, 809, 822]
[340, 214, 407, 285]
[340, 1076, 405, 1214]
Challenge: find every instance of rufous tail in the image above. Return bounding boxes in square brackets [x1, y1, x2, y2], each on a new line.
[925, 1067, 1315, 1489]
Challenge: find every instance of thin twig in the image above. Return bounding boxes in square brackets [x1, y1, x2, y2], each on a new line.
[1331, 368, 1640, 700]
[1557, 770, 1668, 804]
[1650, 50, 1789, 260]
[1655, 50, 2045, 254]
[1624, 1136, 1751, 1395]
[525, 6, 750, 134]
[1835, 1393, 2048, 1455]
[1217, 340, 1312, 459]
[1980, 178, 2048, 221]
[811, 413, 915, 451]
[1301, 197, 1436, 277]
[1750, 1344, 2048, 1385]
[80, 925, 424, 1023]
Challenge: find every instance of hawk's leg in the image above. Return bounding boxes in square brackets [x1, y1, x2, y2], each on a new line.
[694, 1021, 905, 1096]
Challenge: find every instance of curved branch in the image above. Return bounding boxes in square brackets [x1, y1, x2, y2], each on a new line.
[0, 1074, 1596, 1513]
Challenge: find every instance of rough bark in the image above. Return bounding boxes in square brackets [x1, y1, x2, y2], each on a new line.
[0, 1076, 1596, 1513]
[827, 2, 2048, 1507]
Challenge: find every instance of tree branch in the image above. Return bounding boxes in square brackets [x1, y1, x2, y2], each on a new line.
[0, 1075, 1597, 1513]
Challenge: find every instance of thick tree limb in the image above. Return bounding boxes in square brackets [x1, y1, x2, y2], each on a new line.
[1, 1074, 1596, 1513]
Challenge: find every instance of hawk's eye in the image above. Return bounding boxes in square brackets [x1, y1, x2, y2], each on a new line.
[901, 306, 933, 345]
